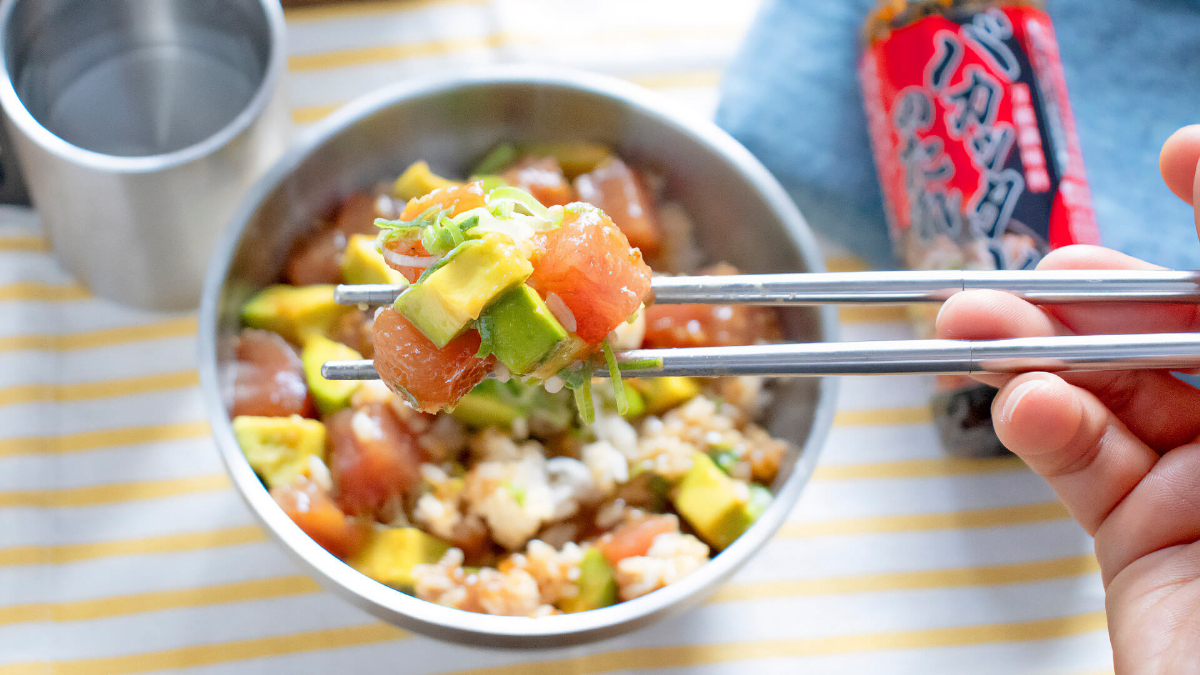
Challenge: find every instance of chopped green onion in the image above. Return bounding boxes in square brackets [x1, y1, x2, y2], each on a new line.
[487, 186, 551, 220]
[706, 446, 740, 475]
[440, 215, 465, 246]
[374, 219, 424, 238]
[571, 361, 595, 425]
[456, 214, 480, 231]
[414, 245, 460, 283]
[625, 309, 639, 325]
[602, 339, 629, 416]
[504, 481, 527, 508]
[557, 365, 586, 391]
[616, 357, 664, 372]
[473, 143, 519, 175]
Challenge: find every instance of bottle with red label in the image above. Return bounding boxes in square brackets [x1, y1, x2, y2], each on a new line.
[859, 0, 1098, 456]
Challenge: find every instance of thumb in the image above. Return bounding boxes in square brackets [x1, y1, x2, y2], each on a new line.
[1158, 125, 1200, 206]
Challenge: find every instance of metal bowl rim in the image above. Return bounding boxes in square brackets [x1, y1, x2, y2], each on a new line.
[199, 64, 840, 646]
[0, 0, 288, 173]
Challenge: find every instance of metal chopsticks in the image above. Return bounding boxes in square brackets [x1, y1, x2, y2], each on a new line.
[319, 269, 1200, 381]
[321, 334, 1200, 381]
[334, 269, 1200, 307]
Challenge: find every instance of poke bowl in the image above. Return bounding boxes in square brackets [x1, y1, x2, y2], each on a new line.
[199, 67, 838, 648]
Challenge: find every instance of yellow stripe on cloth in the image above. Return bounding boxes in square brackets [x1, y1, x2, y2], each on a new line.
[0, 236, 48, 252]
[0, 421, 212, 459]
[0, 623, 408, 675]
[834, 405, 933, 427]
[0, 525, 265, 567]
[0, 283, 91, 303]
[291, 67, 726, 125]
[0, 502, 1080, 624]
[838, 305, 911, 324]
[0, 370, 199, 407]
[778, 501, 1070, 538]
[288, 27, 741, 72]
[0, 474, 230, 509]
[0, 503, 1077, 625]
[439, 612, 1108, 675]
[823, 255, 873, 272]
[0, 316, 198, 354]
[813, 456, 1027, 481]
[0, 575, 320, 626]
[627, 69, 722, 90]
[707, 554, 1099, 604]
[292, 103, 341, 125]
[284, 0, 487, 22]
[289, 33, 503, 71]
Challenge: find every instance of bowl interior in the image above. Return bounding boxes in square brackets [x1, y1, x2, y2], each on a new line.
[204, 71, 836, 648]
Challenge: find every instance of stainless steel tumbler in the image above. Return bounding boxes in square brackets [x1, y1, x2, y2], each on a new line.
[0, 0, 290, 310]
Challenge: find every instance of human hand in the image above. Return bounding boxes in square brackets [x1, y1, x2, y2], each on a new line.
[934, 127, 1200, 674]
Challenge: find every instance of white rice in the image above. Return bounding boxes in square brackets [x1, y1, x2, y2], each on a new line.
[544, 292, 577, 332]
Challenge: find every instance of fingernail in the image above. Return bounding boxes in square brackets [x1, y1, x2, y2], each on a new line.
[999, 379, 1044, 425]
[935, 300, 950, 333]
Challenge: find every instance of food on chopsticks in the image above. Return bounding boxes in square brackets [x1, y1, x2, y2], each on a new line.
[229, 142, 791, 617]
[371, 172, 653, 415]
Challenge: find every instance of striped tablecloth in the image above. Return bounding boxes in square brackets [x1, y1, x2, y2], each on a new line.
[0, 1, 1112, 673]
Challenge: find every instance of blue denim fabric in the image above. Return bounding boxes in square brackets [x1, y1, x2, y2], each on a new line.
[716, 0, 1200, 270]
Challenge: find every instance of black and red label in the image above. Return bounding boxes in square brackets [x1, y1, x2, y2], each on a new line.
[860, 6, 1098, 271]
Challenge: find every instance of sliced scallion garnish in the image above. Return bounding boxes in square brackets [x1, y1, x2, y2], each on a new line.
[601, 339, 629, 416]
[616, 357, 664, 372]
[486, 186, 551, 220]
[569, 361, 596, 425]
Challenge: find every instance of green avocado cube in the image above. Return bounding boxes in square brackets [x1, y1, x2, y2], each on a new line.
[301, 334, 363, 416]
[670, 452, 755, 551]
[241, 284, 352, 345]
[560, 548, 618, 613]
[395, 236, 533, 348]
[349, 527, 451, 591]
[393, 160, 459, 200]
[341, 234, 407, 286]
[628, 376, 701, 416]
[232, 415, 326, 489]
[451, 380, 523, 428]
[479, 285, 568, 375]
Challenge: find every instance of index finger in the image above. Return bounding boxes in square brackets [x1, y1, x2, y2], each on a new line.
[1035, 245, 1200, 336]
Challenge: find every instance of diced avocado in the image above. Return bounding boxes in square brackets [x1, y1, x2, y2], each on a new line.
[620, 384, 645, 420]
[241, 284, 351, 345]
[479, 285, 568, 375]
[745, 484, 773, 522]
[395, 236, 533, 348]
[451, 380, 522, 428]
[472, 143, 520, 175]
[521, 142, 613, 179]
[528, 335, 592, 381]
[233, 415, 326, 489]
[341, 235, 407, 286]
[593, 378, 645, 420]
[349, 527, 451, 591]
[393, 160, 459, 200]
[560, 548, 618, 613]
[670, 452, 755, 550]
[629, 377, 701, 416]
[301, 335, 363, 416]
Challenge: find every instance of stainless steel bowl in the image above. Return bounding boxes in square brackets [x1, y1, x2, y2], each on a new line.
[199, 67, 839, 649]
